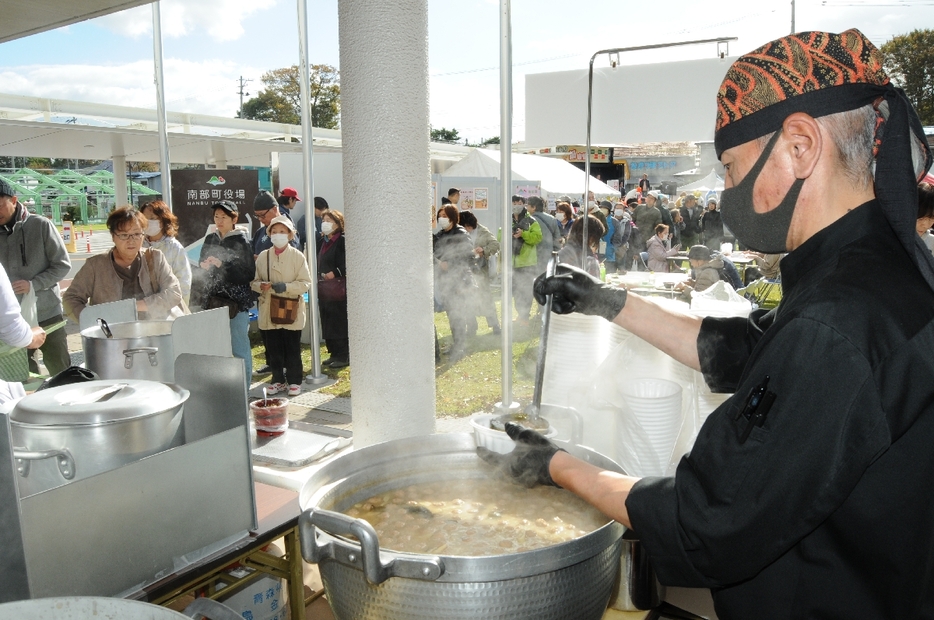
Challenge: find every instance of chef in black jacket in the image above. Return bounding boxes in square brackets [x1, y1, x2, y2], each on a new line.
[483, 29, 934, 619]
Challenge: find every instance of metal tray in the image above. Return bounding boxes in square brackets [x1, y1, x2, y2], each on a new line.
[251, 421, 352, 468]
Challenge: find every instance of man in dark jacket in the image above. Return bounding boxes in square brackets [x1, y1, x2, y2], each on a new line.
[679, 194, 704, 248]
[495, 28, 934, 618]
[0, 180, 71, 375]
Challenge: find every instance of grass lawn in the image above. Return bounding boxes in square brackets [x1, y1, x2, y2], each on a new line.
[250, 300, 539, 417]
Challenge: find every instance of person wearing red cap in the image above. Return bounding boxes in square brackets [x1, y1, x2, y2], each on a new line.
[276, 187, 301, 223]
[487, 29, 934, 617]
[279, 187, 301, 206]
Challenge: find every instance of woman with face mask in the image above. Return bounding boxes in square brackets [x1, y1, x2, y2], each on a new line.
[141, 200, 192, 305]
[317, 210, 350, 369]
[433, 204, 476, 362]
[198, 200, 256, 380]
[555, 202, 574, 241]
[251, 215, 312, 395]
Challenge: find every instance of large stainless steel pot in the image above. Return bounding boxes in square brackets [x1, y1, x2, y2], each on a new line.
[299, 433, 625, 620]
[0, 596, 241, 620]
[10, 380, 188, 497]
[0, 597, 192, 619]
[81, 320, 175, 382]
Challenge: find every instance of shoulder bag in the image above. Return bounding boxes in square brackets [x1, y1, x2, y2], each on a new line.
[267, 252, 300, 325]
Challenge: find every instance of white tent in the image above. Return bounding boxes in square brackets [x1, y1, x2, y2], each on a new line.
[677, 169, 724, 193]
[440, 149, 620, 200]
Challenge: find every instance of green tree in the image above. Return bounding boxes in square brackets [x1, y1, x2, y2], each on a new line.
[882, 29, 934, 125]
[239, 64, 341, 129]
[430, 127, 461, 143]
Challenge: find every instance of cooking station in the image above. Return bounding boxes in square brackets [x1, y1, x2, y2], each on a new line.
[0, 310, 307, 619]
[0, 309, 714, 619]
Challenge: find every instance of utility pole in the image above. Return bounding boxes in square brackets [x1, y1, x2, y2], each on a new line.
[791, 0, 795, 34]
[237, 76, 252, 118]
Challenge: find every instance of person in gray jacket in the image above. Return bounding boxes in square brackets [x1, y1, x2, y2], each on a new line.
[0, 179, 72, 375]
[527, 196, 561, 274]
[675, 244, 724, 300]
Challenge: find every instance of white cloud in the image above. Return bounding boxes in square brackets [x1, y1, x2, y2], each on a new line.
[98, 0, 279, 42]
[0, 58, 255, 119]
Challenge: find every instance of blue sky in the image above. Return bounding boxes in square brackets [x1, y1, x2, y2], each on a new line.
[0, 0, 931, 143]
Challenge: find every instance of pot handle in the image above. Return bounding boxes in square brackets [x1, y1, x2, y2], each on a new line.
[13, 448, 75, 481]
[123, 347, 159, 369]
[299, 508, 444, 585]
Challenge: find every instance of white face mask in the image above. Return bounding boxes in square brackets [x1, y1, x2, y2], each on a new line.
[270, 233, 290, 249]
[556, 213, 566, 222]
[146, 220, 161, 236]
[437, 217, 450, 230]
[614, 210, 624, 218]
[321, 221, 335, 235]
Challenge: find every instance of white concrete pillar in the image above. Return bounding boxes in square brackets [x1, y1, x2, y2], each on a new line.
[338, 0, 435, 446]
[112, 155, 128, 206]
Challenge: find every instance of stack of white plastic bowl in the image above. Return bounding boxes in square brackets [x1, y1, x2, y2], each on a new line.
[616, 378, 684, 476]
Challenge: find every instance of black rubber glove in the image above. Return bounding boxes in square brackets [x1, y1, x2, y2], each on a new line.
[271, 282, 287, 293]
[533, 263, 628, 322]
[477, 422, 565, 488]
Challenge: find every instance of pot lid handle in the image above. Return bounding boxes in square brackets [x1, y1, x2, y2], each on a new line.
[97, 318, 113, 338]
[60, 383, 128, 407]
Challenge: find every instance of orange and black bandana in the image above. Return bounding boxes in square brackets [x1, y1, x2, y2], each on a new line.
[715, 29, 889, 156]
[715, 28, 934, 293]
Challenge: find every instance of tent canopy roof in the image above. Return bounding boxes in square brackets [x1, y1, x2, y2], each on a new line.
[677, 169, 724, 193]
[440, 149, 620, 198]
[1, 0, 155, 44]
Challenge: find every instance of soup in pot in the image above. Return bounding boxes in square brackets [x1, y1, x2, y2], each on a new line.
[344, 477, 610, 556]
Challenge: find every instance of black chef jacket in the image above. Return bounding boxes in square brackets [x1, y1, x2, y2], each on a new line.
[627, 200, 934, 619]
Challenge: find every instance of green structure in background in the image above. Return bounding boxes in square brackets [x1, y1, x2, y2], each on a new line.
[0, 168, 159, 224]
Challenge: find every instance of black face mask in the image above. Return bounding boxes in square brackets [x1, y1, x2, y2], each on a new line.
[719, 130, 805, 253]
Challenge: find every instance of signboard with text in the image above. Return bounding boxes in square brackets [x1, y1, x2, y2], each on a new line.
[556, 145, 610, 163]
[170, 170, 259, 247]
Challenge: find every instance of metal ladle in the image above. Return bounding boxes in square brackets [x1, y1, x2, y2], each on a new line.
[491, 252, 558, 432]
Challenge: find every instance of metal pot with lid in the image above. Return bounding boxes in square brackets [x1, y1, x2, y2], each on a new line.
[299, 433, 625, 620]
[10, 379, 188, 497]
[81, 319, 175, 382]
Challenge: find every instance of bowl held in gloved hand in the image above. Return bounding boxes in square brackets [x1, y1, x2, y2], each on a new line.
[476, 422, 566, 488]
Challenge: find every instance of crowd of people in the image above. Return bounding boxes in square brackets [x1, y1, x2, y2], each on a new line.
[0, 177, 346, 397]
[430, 183, 751, 361]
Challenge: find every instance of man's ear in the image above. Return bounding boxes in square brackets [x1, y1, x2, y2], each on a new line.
[781, 113, 822, 180]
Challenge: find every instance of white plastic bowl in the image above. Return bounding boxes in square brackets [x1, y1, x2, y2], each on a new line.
[469, 413, 558, 455]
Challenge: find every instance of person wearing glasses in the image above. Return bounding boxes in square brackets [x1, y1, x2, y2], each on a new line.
[63, 206, 182, 322]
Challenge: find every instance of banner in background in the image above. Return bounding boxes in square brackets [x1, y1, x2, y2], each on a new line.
[170, 170, 259, 247]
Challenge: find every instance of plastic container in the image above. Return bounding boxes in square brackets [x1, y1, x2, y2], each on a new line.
[250, 398, 289, 436]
